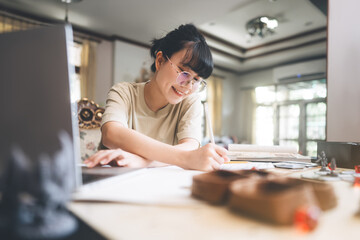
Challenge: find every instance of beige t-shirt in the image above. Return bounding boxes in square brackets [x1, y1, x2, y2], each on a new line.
[101, 82, 203, 145]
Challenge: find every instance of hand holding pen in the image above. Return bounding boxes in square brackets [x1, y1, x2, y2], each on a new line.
[183, 102, 229, 171]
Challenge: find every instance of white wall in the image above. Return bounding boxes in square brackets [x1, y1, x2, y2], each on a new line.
[113, 40, 152, 84]
[237, 69, 274, 89]
[94, 40, 152, 106]
[94, 40, 114, 106]
[327, 0, 360, 142]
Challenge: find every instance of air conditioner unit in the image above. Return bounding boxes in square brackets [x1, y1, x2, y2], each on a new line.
[273, 59, 326, 84]
[277, 72, 326, 84]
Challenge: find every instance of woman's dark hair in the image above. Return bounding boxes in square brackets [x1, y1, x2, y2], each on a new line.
[150, 24, 213, 79]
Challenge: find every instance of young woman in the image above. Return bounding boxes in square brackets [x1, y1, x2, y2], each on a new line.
[84, 24, 229, 171]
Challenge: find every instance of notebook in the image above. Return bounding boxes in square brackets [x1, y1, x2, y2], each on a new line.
[0, 24, 138, 192]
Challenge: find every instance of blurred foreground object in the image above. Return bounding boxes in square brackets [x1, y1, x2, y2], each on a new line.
[0, 132, 77, 239]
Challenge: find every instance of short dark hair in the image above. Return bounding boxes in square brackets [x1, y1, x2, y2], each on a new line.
[150, 24, 213, 79]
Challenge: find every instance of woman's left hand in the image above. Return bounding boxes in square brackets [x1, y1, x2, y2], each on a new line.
[84, 149, 152, 168]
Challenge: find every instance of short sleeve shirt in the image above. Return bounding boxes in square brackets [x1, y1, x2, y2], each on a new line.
[101, 82, 203, 145]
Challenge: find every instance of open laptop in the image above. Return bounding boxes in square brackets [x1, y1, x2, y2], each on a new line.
[0, 24, 138, 191]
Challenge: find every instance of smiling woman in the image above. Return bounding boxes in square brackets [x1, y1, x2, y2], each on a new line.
[84, 24, 230, 171]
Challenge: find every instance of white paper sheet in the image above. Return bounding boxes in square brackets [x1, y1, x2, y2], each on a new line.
[220, 162, 274, 170]
[73, 166, 204, 206]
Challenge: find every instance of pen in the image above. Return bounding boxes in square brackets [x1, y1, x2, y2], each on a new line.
[204, 102, 215, 144]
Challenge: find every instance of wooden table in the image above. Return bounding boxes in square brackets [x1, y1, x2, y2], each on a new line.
[69, 167, 360, 240]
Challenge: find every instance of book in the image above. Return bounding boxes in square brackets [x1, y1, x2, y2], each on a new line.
[221, 161, 275, 170]
[227, 144, 311, 163]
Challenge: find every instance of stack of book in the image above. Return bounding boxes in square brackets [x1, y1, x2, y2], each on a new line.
[227, 144, 311, 163]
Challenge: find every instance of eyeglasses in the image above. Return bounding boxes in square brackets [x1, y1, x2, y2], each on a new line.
[165, 55, 207, 92]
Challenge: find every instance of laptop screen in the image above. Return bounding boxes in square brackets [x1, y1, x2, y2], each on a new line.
[0, 24, 81, 191]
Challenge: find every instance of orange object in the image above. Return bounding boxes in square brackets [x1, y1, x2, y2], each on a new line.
[354, 165, 360, 188]
[354, 177, 360, 188]
[294, 206, 321, 232]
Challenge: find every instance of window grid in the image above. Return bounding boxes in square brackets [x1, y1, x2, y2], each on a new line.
[255, 79, 327, 156]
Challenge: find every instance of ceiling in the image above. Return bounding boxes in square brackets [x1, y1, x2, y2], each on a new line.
[0, 0, 327, 74]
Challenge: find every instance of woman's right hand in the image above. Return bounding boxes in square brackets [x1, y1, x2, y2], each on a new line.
[183, 143, 230, 171]
[84, 149, 152, 168]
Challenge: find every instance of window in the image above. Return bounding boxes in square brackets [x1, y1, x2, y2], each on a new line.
[255, 106, 274, 145]
[278, 104, 300, 149]
[254, 79, 327, 156]
[254, 86, 275, 145]
[306, 102, 326, 156]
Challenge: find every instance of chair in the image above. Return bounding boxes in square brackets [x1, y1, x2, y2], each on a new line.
[77, 98, 105, 161]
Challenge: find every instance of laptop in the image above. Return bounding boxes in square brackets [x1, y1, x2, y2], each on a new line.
[0, 24, 138, 192]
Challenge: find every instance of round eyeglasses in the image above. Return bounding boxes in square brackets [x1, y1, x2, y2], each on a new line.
[165, 55, 207, 92]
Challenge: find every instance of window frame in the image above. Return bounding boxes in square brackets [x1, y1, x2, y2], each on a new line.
[255, 78, 327, 156]
[273, 98, 326, 155]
